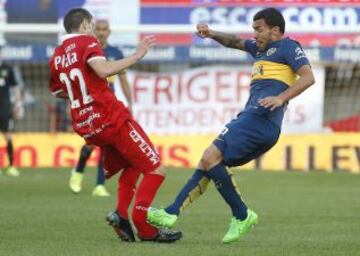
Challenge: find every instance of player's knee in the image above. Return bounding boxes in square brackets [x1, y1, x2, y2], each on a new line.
[148, 164, 166, 177]
[201, 152, 214, 171]
[118, 168, 140, 187]
[4, 132, 12, 142]
[197, 160, 205, 170]
[201, 148, 222, 171]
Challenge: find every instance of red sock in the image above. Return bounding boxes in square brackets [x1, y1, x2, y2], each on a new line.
[117, 168, 142, 220]
[132, 173, 165, 239]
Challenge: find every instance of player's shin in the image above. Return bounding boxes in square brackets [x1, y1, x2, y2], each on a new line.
[132, 173, 164, 239]
[117, 167, 142, 219]
[207, 163, 248, 220]
[76, 145, 93, 173]
[6, 139, 13, 166]
[166, 169, 210, 215]
[96, 157, 105, 185]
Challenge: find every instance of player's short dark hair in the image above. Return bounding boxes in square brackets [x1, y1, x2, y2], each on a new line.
[253, 8, 285, 34]
[63, 8, 93, 33]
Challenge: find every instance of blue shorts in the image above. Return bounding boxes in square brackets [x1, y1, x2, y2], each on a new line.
[213, 112, 280, 167]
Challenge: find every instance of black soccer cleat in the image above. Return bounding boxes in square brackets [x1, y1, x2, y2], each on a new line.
[106, 210, 136, 242]
[139, 228, 183, 243]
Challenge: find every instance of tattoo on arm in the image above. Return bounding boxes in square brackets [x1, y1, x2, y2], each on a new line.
[210, 31, 245, 50]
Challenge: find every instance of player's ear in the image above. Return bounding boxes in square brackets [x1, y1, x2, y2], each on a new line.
[272, 26, 281, 34]
[78, 20, 86, 32]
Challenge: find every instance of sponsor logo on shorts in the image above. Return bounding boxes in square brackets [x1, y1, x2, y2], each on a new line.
[128, 124, 160, 165]
[76, 112, 101, 128]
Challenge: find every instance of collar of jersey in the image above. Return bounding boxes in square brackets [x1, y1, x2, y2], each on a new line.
[60, 33, 88, 43]
[262, 37, 287, 52]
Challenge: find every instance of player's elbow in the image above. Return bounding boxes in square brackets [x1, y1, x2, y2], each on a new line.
[93, 66, 112, 79]
[308, 73, 315, 87]
[95, 70, 109, 79]
[55, 91, 68, 99]
[302, 72, 315, 88]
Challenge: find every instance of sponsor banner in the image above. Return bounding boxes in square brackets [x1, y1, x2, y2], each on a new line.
[141, 2, 360, 47]
[141, 5, 360, 29]
[4, 44, 359, 63]
[147, 33, 360, 48]
[141, 0, 360, 6]
[0, 1, 358, 47]
[1, 133, 360, 173]
[126, 65, 325, 134]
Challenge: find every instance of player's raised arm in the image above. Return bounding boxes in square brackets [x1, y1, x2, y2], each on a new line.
[196, 23, 247, 51]
[88, 35, 155, 79]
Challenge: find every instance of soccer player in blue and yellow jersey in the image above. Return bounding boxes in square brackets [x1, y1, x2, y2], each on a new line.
[147, 8, 315, 244]
[69, 19, 133, 197]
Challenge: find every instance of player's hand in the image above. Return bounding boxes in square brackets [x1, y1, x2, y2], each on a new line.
[135, 35, 156, 60]
[258, 96, 284, 111]
[196, 23, 211, 38]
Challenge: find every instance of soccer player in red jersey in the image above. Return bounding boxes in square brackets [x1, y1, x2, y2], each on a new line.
[49, 8, 182, 243]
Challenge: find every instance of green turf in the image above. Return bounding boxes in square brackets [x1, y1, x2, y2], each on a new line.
[1, 168, 360, 256]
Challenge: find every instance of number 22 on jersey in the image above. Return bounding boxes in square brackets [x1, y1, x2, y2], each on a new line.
[59, 68, 93, 109]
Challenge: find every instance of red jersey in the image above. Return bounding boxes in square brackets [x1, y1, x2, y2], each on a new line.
[49, 34, 131, 141]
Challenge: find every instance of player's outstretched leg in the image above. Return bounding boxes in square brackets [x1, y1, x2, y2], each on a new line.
[106, 168, 141, 241]
[92, 155, 110, 197]
[147, 169, 210, 228]
[69, 144, 94, 193]
[132, 171, 182, 243]
[117, 167, 141, 219]
[106, 210, 136, 242]
[222, 209, 258, 244]
[206, 161, 258, 243]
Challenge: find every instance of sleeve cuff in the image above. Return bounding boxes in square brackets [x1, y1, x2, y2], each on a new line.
[87, 56, 106, 63]
[51, 89, 63, 95]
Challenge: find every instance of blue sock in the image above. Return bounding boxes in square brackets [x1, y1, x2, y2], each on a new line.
[165, 169, 210, 215]
[207, 163, 248, 220]
[76, 145, 93, 173]
[96, 157, 105, 185]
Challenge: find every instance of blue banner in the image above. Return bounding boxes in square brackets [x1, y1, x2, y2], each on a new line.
[3, 44, 360, 63]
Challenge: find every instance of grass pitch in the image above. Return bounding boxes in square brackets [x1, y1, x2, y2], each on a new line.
[1, 168, 360, 256]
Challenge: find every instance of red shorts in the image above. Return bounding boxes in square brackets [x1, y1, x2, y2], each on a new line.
[94, 119, 161, 179]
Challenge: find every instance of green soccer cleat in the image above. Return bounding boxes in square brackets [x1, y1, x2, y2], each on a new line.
[69, 169, 83, 194]
[147, 207, 178, 229]
[222, 209, 258, 244]
[92, 185, 111, 197]
[6, 166, 20, 177]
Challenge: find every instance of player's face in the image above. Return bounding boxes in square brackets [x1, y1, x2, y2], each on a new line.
[252, 19, 273, 50]
[95, 21, 110, 46]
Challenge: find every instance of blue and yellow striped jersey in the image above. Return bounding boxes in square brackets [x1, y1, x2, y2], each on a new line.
[243, 37, 310, 127]
[103, 45, 125, 92]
